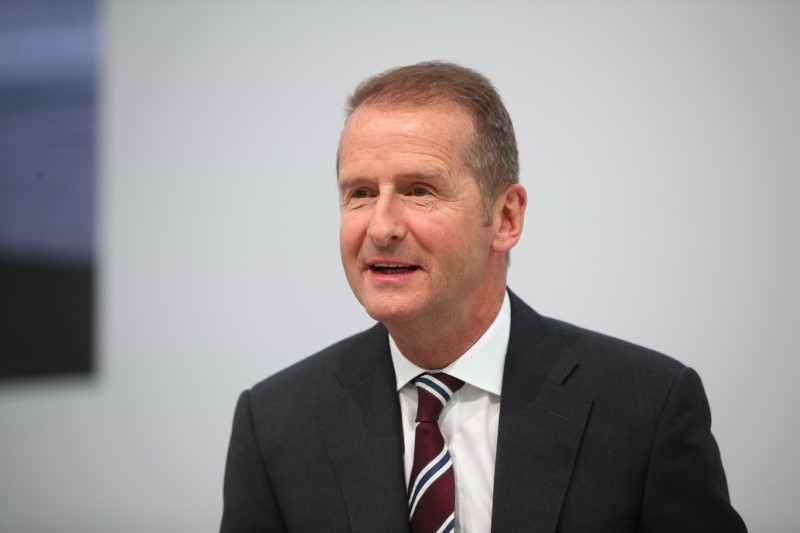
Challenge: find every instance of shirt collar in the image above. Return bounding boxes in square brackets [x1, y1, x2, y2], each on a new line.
[389, 290, 511, 396]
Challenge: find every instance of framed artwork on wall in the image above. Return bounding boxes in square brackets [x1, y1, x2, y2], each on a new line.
[0, 0, 98, 380]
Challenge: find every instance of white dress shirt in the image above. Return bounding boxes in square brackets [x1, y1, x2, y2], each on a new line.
[390, 291, 511, 533]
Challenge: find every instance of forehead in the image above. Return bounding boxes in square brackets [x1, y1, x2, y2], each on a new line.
[338, 103, 475, 173]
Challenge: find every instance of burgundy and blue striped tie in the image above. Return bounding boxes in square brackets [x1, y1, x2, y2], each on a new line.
[408, 372, 465, 533]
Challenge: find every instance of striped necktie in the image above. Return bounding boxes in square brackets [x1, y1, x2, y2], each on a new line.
[408, 372, 465, 533]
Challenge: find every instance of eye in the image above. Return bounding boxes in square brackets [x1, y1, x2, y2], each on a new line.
[411, 187, 430, 197]
[351, 189, 369, 199]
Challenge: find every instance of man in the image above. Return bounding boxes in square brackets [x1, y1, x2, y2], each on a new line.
[221, 61, 747, 532]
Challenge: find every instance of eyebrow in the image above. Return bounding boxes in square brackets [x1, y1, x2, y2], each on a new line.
[337, 176, 371, 193]
[339, 169, 447, 191]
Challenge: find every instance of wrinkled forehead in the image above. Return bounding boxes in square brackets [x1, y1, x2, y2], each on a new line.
[337, 102, 476, 174]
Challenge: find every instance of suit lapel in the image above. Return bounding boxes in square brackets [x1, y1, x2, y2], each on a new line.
[491, 292, 593, 533]
[314, 324, 411, 533]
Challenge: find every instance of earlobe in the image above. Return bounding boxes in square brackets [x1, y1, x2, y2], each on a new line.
[490, 184, 527, 254]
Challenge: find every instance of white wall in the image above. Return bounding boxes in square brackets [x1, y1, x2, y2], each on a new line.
[1, 1, 798, 531]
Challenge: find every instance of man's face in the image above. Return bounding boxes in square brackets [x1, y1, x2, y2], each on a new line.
[338, 103, 499, 331]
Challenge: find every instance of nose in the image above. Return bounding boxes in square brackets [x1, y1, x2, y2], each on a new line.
[367, 194, 406, 246]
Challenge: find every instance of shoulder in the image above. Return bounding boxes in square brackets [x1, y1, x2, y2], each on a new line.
[548, 316, 685, 379]
[235, 322, 395, 454]
[508, 290, 689, 399]
[548, 315, 698, 414]
[247, 321, 389, 405]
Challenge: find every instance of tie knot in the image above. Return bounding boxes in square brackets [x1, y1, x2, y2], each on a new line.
[413, 373, 464, 423]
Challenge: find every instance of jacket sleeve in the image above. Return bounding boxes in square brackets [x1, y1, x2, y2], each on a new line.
[638, 367, 747, 532]
[220, 390, 288, 533]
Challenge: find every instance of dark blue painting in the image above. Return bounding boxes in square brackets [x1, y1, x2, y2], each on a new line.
[0, 0, 98, 379]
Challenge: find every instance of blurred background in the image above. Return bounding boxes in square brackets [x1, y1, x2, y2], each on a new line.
[0, 0, 96, 379]
[1, 1, 798, 531]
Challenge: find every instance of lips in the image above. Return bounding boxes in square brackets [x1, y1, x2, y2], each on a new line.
[370, 263, 420, 274]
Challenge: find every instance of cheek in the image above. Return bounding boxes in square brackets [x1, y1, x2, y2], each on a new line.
[410, 215, 450, 243]
[339, 216, 363, 258]
[445, 225, 492, 265]
[423, 217, 473, 247]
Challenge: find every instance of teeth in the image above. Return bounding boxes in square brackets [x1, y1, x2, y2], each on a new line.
[372, 263, 418, 274]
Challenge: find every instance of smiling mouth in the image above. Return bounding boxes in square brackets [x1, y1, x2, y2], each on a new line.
[370, 264, 420, 274]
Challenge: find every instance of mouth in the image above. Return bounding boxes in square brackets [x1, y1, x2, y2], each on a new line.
[370, 263, 420, 275]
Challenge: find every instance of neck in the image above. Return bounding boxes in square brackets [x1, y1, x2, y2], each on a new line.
[387, 284, 507, 370]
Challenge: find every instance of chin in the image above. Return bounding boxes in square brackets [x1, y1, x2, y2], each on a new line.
[361, 299, 418, 326]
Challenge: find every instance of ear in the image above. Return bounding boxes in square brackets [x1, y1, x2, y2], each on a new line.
[490, 184, 527, 254]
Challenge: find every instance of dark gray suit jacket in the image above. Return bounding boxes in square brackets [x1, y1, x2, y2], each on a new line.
[221, 291, 746, 532]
